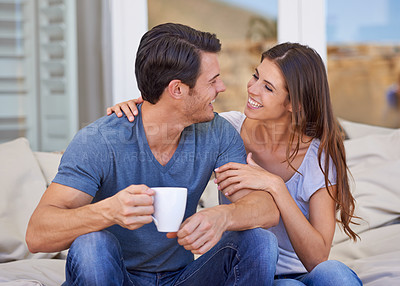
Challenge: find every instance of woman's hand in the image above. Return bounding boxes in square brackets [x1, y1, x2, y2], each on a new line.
[106, 96, 144, 122]
[215, 153, 284, 197]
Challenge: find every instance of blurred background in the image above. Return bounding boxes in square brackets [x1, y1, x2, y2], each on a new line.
[1, 0, 399, 151]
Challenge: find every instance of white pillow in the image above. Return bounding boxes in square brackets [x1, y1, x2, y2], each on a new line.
[0, 259, 65, 285]
[333, 129, 400, 244]
[330, 224, 400, 286]
[0, 138, 60, 261]
[339, 118, 394, 139]
[34, 152, 62, 187]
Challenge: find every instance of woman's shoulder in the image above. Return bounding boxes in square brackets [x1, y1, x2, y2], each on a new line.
[300, 138, 337, 189]
[219, 111, 246, 133]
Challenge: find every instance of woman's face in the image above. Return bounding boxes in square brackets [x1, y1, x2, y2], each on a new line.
[244, 58, 291, 122]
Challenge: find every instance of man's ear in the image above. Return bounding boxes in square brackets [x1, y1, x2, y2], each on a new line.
[167, 80, 189, 100]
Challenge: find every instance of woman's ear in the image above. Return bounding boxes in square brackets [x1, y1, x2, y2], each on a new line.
[167, 80, 189, 100]
[285, 94, 293, 113]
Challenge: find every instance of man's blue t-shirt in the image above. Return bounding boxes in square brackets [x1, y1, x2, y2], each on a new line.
[53, 104, 246, 272]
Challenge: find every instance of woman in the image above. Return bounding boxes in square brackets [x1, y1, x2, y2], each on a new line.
[107, 42, 362, 285]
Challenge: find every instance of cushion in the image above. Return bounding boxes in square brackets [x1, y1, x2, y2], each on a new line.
[0, 259, 65, 285]
[331, 224, 400, 262]
[330, 224, 400, 286]
[0, 138, 61, 261]
[34, 152, 62, 187]
[333, 129, 400, 244]
[339, 118, 394, 139]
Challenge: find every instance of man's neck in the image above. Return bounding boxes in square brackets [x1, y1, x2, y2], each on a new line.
[141, 101, 187, 166]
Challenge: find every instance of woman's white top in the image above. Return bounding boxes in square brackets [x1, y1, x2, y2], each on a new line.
[220, 111, 337, 275]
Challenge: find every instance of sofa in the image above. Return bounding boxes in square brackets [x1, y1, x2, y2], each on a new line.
[0, 119, 399, 285]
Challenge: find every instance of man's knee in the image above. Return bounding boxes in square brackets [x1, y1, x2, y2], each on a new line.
[238, 229, 277, 249]
[225, 228, 278, 261]
[68, 230, 121, 262]
[66, 231, 126, 285]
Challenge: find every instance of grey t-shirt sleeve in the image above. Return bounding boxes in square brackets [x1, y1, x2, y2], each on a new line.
[52, 125, 112, 197]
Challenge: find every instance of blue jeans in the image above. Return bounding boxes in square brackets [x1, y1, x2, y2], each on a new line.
[64, 228, 278, 286]
[274, 260, 363, 285]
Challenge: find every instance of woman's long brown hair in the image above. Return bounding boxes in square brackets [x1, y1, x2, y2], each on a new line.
[262, 43, 359, 240]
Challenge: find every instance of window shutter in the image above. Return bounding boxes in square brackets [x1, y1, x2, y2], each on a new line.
[38, 0, 78, 151]
[0, 0, 39, 149]
[0, 0, 78, 151]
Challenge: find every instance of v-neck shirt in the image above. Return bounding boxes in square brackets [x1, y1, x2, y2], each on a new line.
[53, 105, 247, 272]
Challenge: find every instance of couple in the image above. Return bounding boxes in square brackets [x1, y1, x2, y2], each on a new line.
[26, 23, 362, 285]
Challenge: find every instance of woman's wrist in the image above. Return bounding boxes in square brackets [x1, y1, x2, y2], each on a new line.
[264, 175, 285, 198]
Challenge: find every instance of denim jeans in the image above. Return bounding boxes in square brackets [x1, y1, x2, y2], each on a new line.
[273, 260, 363, 285]
[64, 228, 278, 286]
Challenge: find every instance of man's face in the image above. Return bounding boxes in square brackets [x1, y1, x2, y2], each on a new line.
[183, 52, 226, 123]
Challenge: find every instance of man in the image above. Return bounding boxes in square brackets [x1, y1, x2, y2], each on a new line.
[26, 23, 279, 285]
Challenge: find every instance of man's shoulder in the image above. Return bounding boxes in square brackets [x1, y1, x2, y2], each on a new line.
[85, 114, 134, 130]
[72, 114, 137, 149]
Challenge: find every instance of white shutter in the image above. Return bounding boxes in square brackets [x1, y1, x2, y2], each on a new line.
[0, 0, 39, 149]
[38, 0, 78, 151]
[0, 0, 78, 151]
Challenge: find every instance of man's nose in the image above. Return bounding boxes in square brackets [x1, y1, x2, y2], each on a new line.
[218, 80, 226, 93]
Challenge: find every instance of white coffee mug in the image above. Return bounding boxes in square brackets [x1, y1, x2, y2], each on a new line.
[151, 187, 187, 232]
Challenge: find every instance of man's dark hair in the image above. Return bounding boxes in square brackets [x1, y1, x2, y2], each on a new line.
[135, 23, 221, 104]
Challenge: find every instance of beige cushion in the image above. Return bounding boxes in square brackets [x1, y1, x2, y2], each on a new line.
[33, 152, 62, 187]
[339, 118, 394, 139]
[333, 129, 400, 244]
[0, 138, 61, 261]
[0, 259, 65, 285]
[330, 224, 400, 285]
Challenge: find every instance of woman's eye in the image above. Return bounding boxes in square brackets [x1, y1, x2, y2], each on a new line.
[265, 85, 273, 92]
[252, 73, 259, 80]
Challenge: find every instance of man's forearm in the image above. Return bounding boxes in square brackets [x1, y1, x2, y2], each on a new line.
[223, 191, 279, 231]
[26, 199, 113, 253]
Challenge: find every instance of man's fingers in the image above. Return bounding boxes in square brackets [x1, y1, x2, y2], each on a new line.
[191, 239, 215, 255]
[125, 185, 154, 195]
[166, 232, 178, 239]
[123, 214, 153, 230]
[122, 205, 154, 217]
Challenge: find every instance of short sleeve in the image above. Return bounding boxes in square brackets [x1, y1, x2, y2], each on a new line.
[219, 111, 246, 133]
[52, 124, 112, 197]
[212, 115, 247, 205]
[299, 142, 337, 202]
[213, 115, 247, 170]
